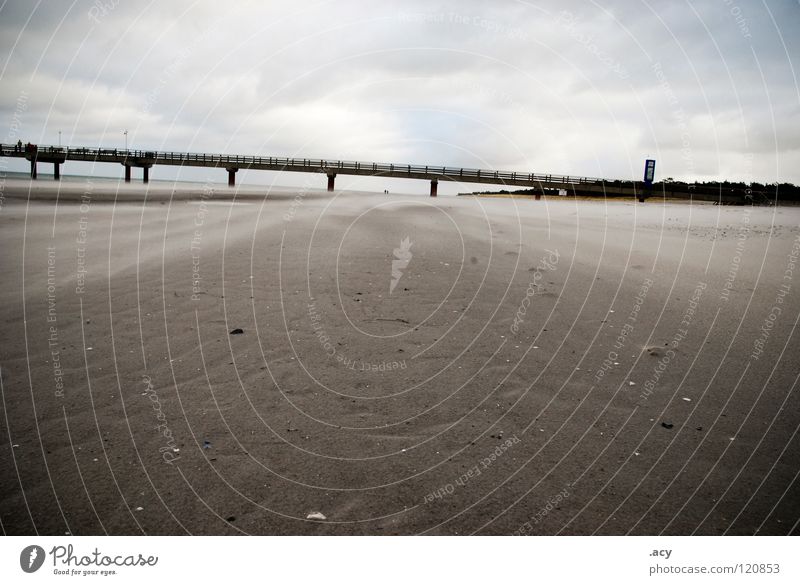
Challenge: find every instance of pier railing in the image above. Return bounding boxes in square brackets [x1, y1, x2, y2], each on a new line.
[0, 143, 603, 188]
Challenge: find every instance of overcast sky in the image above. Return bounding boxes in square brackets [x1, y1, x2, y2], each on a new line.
[1, 0, 798, 193]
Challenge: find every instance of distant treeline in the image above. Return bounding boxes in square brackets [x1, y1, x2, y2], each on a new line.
[472, 179, 800, 204]
[646, 179, 798, 203]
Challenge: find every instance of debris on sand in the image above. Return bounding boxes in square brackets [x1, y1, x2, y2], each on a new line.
[306, 511, 326, 520]
[661, 422, 674, 429]
[229, 328, 244, 335]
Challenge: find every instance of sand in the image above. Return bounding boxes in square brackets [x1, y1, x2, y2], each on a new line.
[0, 177, 798, 535]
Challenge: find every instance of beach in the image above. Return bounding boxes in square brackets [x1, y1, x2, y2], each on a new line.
[0, 178, 798, 535]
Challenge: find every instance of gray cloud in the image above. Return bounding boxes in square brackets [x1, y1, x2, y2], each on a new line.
[1, 0, 798, 192]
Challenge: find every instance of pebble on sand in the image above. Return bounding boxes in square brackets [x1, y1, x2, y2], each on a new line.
[229, 328, 244, 335]
[306, 511, 326, 520]
[661, 422, 674, 429]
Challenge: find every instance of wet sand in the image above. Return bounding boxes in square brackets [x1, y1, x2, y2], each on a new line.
[1, 177, 798, 535]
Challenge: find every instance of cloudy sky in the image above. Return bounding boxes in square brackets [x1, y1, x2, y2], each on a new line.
[1, 0, 798, 193]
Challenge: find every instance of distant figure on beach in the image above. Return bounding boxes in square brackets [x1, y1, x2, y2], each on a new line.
[16, 139, 22, 152]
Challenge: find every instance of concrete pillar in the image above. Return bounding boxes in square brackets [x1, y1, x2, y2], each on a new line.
[430, 179, 438, 197]
[53, 162, 60, 180]
[227, 168, 238, 187]
[327, 173, 336, 192]
[143, 166, 149, 184]
[535, 193, 541, 200]
[30, 158, 37, 179]
[124, 165, 131, 183]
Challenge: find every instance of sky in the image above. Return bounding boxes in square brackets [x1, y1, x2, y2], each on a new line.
[1, 0, 798, 194]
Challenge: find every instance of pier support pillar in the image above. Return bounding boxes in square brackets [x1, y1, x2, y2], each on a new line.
[53, 162, 61, 180]
[430, 179, 438, 197]
[327, 173, 336, 192]
[535, 192, 541, 200]
[227, 168, 238, 187]
[30, 158, 37, 179]
[143, 166, 150, 184]
[124, 165, 131, 183]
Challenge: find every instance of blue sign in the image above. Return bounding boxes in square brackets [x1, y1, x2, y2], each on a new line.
[644, 159, 656, 185]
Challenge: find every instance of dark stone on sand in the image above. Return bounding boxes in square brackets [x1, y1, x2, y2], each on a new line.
[229, 328, 244, 335]
[661, 422, 674, 429]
